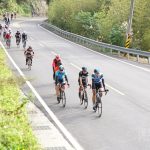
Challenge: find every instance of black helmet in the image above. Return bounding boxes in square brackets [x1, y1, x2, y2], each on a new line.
[82, 67, 87, 72]
[94, 68, 100, 74]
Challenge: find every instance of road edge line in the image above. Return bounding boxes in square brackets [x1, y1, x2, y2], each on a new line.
[0, 41, 84, 150]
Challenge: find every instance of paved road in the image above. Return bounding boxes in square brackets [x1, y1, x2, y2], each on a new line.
[1, 18, 150, 150]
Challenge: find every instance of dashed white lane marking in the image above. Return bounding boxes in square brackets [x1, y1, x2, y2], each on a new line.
[30, 37, 34, 40]
[39, 24, 150, 73]
[70, 63, 81, 70]
[0, 41, 84, 150]
[39, 43, 44, 47]
[70, 63, 125, 96]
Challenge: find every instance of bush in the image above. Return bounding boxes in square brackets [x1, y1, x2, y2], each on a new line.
[0, 49, 40, 150]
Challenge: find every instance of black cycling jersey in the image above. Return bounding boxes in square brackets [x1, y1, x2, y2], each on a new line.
[22, 33, 27, 40]
[78, 71, 88, 86]
[15, 33, 21, 39]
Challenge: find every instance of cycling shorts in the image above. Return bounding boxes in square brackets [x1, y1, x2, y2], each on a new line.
[92, 82, 102, 90]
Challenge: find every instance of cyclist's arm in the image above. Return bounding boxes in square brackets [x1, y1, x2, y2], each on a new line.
[102, 78, 105, 90]
[65, 74, 69, 84]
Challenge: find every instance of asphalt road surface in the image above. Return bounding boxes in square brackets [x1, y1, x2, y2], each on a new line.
[1, 18, 150, 150]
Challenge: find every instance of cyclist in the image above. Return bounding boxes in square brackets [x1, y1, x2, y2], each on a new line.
[15, 30, 21, 46]
[78, 67, 90, 99]
[22, 31, 27, 43]
[55, 65, 69, 103]
[5, 31, 11, 47]
[24, 46, 34, 66]
[22, 31, 27, 48]
[11, 13, 13, 20]
[52, 55, 62, 80]
[92, 69, 106, 111]
[0, 24, 2, 36]
[3, 25, 8, 40]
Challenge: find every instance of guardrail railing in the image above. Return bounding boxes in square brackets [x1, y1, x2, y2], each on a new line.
[41, 22, 150, 64]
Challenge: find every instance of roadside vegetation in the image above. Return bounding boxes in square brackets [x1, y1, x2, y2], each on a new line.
[0, 48, 40, 150]
[0, 0, 48, 16]
[48, 0, 150, 51]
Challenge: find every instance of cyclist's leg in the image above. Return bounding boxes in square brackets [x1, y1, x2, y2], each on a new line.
[92, 83, 96, 109]
[99, 83, 103, 97]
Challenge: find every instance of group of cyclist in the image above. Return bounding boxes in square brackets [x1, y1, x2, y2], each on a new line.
[0, 22, 34, 67]
[52, 55, 106, 110]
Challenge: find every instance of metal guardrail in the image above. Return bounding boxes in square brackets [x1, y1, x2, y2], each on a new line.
[41, 22, 150, 64]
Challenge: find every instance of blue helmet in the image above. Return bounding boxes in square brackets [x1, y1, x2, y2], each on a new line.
[59, 65, 64, 71]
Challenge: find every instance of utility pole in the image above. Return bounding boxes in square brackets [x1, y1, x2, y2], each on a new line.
[125, 0, 135, 48]
[126, 0, 135, 38]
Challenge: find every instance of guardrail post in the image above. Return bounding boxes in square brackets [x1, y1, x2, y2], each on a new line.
[118, 51, 121, 57]
[127, 53, 129, 60]
[137, 55, 140, 62]
[110, 49, 113, 54]
[148, 57, 150, 64]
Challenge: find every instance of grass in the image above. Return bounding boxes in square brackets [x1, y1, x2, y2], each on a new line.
[0, 48, 40, 150]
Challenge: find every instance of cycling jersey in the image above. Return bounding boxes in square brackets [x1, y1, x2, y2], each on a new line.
[92, 73, 105, 90]
[15, 33, 21, 39]
[22, 33, 27, 40]
[78, 71, 88, 86]
[55, 70, 68, 84]
[5, 33, 11, 39]
[92, 73, 103, 84]
[52, 59, 62, 72]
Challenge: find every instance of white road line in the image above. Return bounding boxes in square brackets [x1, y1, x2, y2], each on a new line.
[70, 63, 125, 96]
[0, 42, 84, 150]
[70, 63, 81, 70]
[30, 37, 34, 40]
[39, 24, 150, 73]
[39, 43, 44, 47]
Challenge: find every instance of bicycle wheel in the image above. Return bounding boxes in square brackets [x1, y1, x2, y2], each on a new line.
[83, 90, 88, 109]
[61, 91, 66, 107]
[27, 59, 31, 70]
[96, 97, 102, 117]
[80, 91, 83, 105]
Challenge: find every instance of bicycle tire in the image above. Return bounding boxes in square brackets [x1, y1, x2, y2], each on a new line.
[80, 91, 83, 105]
[96, 97, 102, 117]
[27, 59, 31, 70]
[83, 90, 88, 109]
[61, 91, 66, 107]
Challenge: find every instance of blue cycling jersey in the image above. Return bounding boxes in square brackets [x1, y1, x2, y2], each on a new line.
[92, 73, 103, 84]
[55, 70, 67, 82]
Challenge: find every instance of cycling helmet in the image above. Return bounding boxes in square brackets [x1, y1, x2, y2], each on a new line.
[82, 67, 87, 74]
[56, 55, 60, 60]
[94, 68, 100, 74]
[59, 65, 64, 71]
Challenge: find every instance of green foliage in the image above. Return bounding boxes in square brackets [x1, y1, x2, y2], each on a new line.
[109, 25, 125, 46]
[141, 29, 150, 51]
[48, 0, 150, 51]
[0, 49, 40, 150]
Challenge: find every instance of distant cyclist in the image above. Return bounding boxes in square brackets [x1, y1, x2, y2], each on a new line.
[52, 55, 62, 80]
[78, 67, 90, 99]
[15, 30, 21, 46]
[11, 13, 13, 21]
[5, 31, 12, 47]
[0, 24, 2, 36]
[91, 69, 106, 111]
[22, 31, 27, 42]
[55, 65, 69, 103]
[24, 46, 34, 66]
[22, 31, 27, 48]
